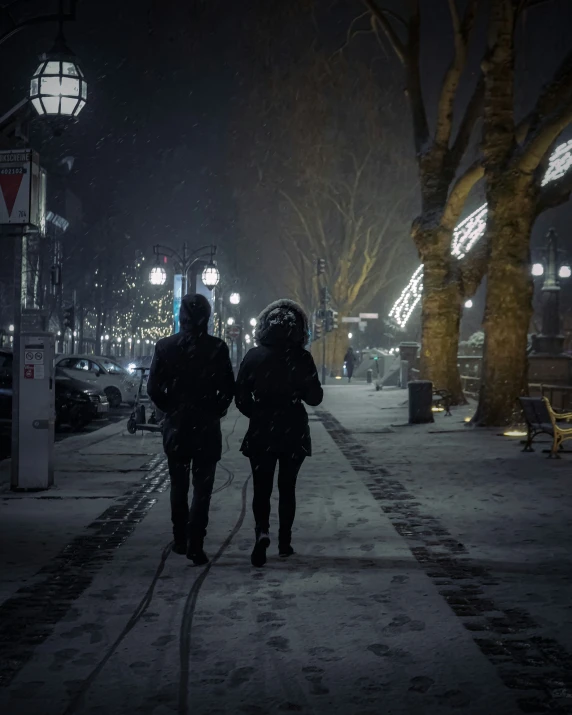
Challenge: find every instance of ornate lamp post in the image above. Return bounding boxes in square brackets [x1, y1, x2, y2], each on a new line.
[531, 228, 570, 356]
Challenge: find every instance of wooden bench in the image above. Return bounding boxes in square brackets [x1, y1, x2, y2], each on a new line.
[519, 396, 572, 458]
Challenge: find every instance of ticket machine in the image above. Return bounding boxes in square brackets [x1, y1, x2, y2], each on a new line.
[11, 331, 55, 490]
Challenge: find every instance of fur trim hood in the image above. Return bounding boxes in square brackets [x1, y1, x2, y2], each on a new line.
[255, 299, 310, 347]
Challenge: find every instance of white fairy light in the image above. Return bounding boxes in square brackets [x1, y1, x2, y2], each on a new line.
[541, 139, 572, 187]
[388, 139, 572, 328]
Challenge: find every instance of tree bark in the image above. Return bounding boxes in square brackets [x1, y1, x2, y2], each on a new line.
[418, 236, 464, 404]
[474, 184, 535, 425]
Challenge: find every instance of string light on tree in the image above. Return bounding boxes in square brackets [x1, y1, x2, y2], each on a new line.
[541, 139, 572, 187]
[388, 140, 572, 329]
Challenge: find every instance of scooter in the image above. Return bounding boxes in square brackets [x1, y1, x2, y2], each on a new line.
[126, 367, 164, 435]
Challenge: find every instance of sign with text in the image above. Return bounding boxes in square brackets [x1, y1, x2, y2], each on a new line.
[359, 313, 379, 320]
[0, 149, 41, 227]
[342, 317, 361, 323]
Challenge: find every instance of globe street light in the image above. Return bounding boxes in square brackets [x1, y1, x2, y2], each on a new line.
[229, 292, 240, 305]
[532, 263, 544, 277]
[464, 299, 473, 308]
[149, 264, 167, 286]
[227, 317, 235, 326]
[250, 318, 257, 327]
[202, 263, 220, 290]
[559, 265, 571, 279]
[29, 6, 86, 124]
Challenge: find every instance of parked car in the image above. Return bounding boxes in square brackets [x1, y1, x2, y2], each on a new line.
[55, 367, 109, 430]
[55, 355, 139, 408]
[0, 349, 109, 434]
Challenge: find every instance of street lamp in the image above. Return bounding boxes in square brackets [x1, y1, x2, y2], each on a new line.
[250, 318, 257, 327]
[532, 263, 544, 277]
[229, 292, 240, 305]
[202, 263, 220, 290]
[464, 299, 473, 308]
[348, 332, 353, 339]
[530, 228, 570, 356]
[29, 5, 87, 123]
[227, 317, 235, 326]
[149, 262, 167, 286]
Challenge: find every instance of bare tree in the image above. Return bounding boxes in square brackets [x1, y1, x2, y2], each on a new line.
[362, 0, 485, 402]
[474, 0, 572, 425]
[233, 49, 417, 373]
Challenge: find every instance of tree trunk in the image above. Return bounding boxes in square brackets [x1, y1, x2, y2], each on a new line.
[474, 187, 535, 426]
[418, 242, 465, 404]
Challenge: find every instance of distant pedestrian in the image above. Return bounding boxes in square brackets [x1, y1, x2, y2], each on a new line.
[147, 294, 235, 565]
[235, 299, 323, 567]
[344, 346, 356, 382]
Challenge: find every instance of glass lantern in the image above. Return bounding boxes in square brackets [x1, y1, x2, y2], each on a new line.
[30, 56, 87, 118]
[202, 263, 220, 289]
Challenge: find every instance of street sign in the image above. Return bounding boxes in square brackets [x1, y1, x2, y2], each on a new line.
[342, 317, 361, 323]
[359, 313, 379, 320]
[0, 149, 42, 227]
[228, 325, 241, 340]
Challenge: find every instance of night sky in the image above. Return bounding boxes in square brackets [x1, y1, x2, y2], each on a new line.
[2, 0, 572, 315]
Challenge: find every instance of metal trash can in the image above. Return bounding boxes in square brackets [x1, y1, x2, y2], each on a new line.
[408, 380, 434, 424]
[366, 369, 373, 384]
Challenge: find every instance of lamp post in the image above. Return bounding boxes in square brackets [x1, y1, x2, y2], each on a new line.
[530, 228, 570, 356]
[151, 243, 218, 295]
[1, 1, 86, 491]
[150, 243, 218, 333]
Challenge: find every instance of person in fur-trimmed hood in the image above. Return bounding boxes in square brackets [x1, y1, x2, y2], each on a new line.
[235, 299, 323, 567]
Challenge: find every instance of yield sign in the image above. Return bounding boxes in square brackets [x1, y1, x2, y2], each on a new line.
[0, 167, 26, 218]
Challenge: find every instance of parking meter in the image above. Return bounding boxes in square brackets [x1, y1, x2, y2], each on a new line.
[11, 332, 55, 490]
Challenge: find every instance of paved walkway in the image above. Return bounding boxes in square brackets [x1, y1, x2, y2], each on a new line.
[0, 386, 571, 714]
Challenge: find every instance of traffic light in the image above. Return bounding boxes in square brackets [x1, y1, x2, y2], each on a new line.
[63, 305, 75, 330]
[317, 258, 326, 277]
[313, 321, 323, 341]
[325, 310, 339, 333]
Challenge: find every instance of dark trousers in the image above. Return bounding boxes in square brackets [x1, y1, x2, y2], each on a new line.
[167, 456, 217, 548]
[249, 453, 305, 545]
[347, 363, 355, 381]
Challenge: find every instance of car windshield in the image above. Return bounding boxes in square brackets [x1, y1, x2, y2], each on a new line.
[100, 359, 128, 375]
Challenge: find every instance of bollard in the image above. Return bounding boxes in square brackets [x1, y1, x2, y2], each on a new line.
[366, 368, 373, 384]
[408, 380, 434, 424]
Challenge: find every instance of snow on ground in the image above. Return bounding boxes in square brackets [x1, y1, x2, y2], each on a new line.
[0, 386, 570, 714]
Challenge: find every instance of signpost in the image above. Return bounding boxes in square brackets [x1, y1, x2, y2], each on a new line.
[359, 313, 379, 320]
[1, 149, 52, 491]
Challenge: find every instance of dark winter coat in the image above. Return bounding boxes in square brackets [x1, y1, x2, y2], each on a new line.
[147, 294, 235, 462]
[235, 299, 323, 458]
[344, 348, 356, 366]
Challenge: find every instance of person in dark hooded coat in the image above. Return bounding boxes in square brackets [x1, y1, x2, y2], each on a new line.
[235, 299, 323, 567]
[147, 294, 235, 565]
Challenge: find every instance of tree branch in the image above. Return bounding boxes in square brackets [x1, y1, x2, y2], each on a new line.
[450, 75, 484, 167]
[362, 0, 407, 64]
[519, 97, 572, 175]
[536, 168, 572, 215]
[404, 0, 430, 153]
[442, 160, 484, 230]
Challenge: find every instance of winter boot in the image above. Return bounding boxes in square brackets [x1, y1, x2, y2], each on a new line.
[278, 529, 294, 557]
[187, 536, 209, 566]
[251, 528, 270, 567]
[172, 540, 187, 555]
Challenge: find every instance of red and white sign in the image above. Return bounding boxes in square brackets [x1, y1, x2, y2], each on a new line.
[0, 150, 41, 226]
[227, 325, 241, 340]
[24, 365, 34, 379]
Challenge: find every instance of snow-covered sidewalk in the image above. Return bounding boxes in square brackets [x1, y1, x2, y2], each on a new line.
[0, 388, 571, 714]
